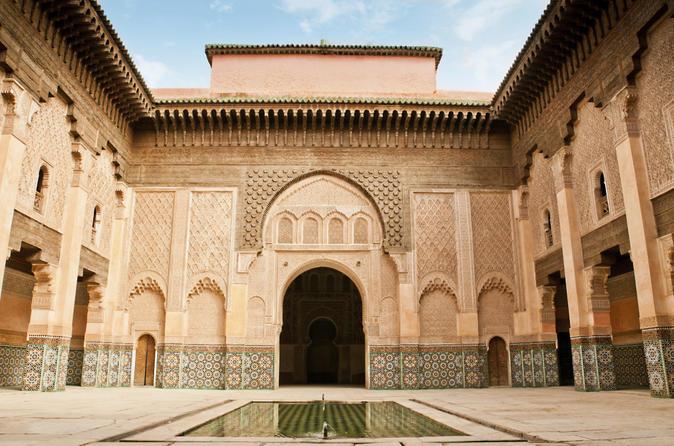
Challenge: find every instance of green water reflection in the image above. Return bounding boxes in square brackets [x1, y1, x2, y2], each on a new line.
[182, 401, 462, 438]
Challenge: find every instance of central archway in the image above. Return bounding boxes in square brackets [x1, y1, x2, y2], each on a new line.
[279, 267, 365, 385]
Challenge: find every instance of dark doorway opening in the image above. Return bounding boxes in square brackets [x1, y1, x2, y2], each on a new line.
[488, 336, 509, 386]
[551, 273, 574, 386]
[279, 267, 365, 385]
[134, 334, 156, 386]
[306, 318, 339, 383]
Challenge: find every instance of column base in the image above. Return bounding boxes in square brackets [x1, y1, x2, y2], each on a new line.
[571, 336, 616, 391]
[0, 344, 25, 387]
[22, 335, 70, 391]
[66, 349, 83, 386]
[510, 342, 559, 387]
[82, 343, 133, 387]
[642, 327, 674, 398]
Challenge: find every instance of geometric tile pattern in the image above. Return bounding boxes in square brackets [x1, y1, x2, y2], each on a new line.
[369, 345, 487, 390]
[22, 336, 70, 392]
[82, 343, 133, 388]
[0, 344, 25, 387]
[642, 328, 674, 398]
[510, 342, 559, 387]
[66, 349, 83, 386]
[613, 343, 649, 389]
[156, 344, 274, 390]
[571, 336, 616, 392]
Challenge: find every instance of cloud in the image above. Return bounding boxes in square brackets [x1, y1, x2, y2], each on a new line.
[209, 0, 232, 13]
[133, 53, 172, 87]
[280, 0, 364, 33]
[460, 40, 519, 90]
[447, 0, 526, 42]
[279, 0, 402, 35]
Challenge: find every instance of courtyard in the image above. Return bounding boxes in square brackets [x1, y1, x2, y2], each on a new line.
[0, 386, 672, 445]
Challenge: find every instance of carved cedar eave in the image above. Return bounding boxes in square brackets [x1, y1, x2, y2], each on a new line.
[144, 103, 496, 149]
[9, 0, 153, 127]
[492, 0, 637, 126]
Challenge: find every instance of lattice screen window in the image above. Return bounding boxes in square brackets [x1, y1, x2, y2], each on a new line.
[278, 217, 294, 243]
[33, 164, 49, 214]
[328, 218, 344, 244]
[543, 209, 554, 248]
[354, 217, 368, 244]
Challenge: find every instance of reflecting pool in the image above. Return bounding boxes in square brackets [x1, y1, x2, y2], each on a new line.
[181, 401, 462, 438]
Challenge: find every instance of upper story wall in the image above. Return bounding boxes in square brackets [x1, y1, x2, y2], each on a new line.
[209, 54, 437, 97]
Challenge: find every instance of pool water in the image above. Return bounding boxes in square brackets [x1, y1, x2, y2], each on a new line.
[181, 401, 462, 438]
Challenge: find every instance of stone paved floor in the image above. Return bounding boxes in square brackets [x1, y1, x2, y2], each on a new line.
[0, 386, 672, 446]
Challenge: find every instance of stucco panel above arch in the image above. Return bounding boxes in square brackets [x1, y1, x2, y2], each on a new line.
[238, 168, 402, 250]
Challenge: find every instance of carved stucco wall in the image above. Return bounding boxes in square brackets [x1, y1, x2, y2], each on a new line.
[82, 147, 116, 256]
[378, 256, 399, 338]
[128, 191, 175, 286]
[419, 289, 458, 342]
[571, 101, 624, 234]
[414, 193, 457, 286]
[187, 191, 232, 289]
[638, 18, 674, 198]
[470, 192, 516, 291]
[17, 97, 72, 230]
[129, 290, 165, 343]
[528, 152, 562, 256]
[240, 168, 401, 250]
[478, 288, 514, 342]
[186, 290, 226, 344]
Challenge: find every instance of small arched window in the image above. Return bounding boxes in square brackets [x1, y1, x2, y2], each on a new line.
[303, 218, 319, 244]
[543, 209, 553, 248]
[91, 205, 102, 246]
[354, 217, 368, 244]
[278, 217, 293, 243]
[595, 171, 610, 219]
[328, 218, 344, 244]
[33, 165, 49, 213]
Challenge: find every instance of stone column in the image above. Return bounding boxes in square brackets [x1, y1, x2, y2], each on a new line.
[23, 260, 74, 391]
[509, 187, 559, 387]
[551, 147, 615, 391]
[23, 143, 91, 391]
[82, 184, 134, 387]
[0, 79, 30, 297]
[606, 87, 674, 397]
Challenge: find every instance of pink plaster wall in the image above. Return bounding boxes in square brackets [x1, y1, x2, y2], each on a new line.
[210, 54, 437, 97]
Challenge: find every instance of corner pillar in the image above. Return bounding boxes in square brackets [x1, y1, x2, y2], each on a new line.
[0, 79, 30, 297]
[606, 87, 674, 397]
[551, 147, 615, 391]
[82, 184, 133, 387]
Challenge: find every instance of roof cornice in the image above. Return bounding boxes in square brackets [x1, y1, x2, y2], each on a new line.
[491, 0, 637, 124]
[153, 95, 488, 108]
[205, 44, 443, 68]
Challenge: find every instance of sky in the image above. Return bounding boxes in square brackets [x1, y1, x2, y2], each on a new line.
[98, 0, 549, 93]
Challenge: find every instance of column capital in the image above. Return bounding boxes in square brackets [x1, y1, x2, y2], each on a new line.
[537, 285, 557, 325]
[551, 146, 573, 192]
[583, 265, 611, 313]
[0, 77, 34, 141]
[30, 262, 57, 310]
[70, 141, 94, 189]
[605, 86, 640, 145]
